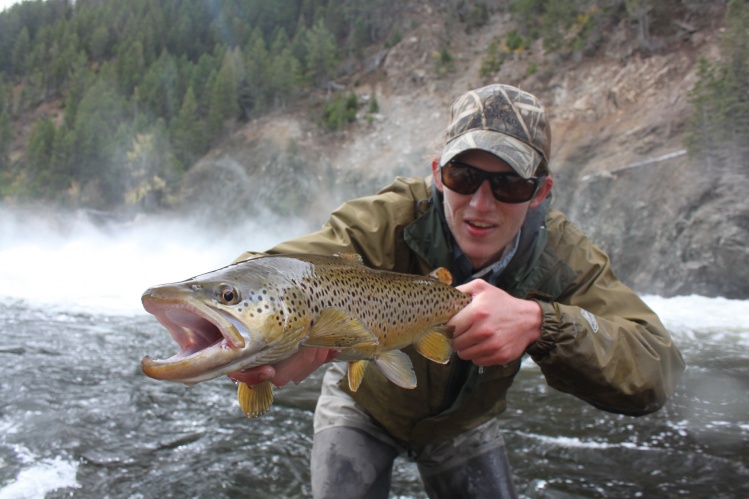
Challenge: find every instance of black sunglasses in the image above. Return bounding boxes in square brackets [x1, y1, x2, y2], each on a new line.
[440, 160, 543, 204]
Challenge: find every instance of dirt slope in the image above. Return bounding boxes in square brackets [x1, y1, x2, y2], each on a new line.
[183, 4, 748, 298]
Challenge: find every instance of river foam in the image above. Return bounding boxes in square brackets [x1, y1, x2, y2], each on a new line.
[0, 208, 309, 315]
[0, 445, 79, 499]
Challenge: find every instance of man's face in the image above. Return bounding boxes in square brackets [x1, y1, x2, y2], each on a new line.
[432, 150, 553, 270]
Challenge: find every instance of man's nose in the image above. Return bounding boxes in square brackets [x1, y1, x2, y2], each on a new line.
[470, 180, 495, 209]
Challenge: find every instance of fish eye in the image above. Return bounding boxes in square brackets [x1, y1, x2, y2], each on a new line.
[217, 284, 240, 305]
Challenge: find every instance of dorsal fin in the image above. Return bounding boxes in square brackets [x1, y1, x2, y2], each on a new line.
[428, 267, 453, 285]
[333, 253, 365, 265]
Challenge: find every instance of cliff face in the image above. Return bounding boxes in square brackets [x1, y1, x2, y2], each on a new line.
[181, 4, 748, 299]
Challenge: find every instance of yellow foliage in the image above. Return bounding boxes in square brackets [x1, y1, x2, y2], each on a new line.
[126, 175, 165, 206]
[124, 133, 167, 207]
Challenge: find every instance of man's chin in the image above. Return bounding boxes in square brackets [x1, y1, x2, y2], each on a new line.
[454, 238, 499, 267]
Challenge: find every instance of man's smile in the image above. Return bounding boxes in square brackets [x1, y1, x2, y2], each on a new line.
[465, 218, 498, 236]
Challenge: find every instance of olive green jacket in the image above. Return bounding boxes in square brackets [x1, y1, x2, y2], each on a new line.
[236, 176, 685, 445]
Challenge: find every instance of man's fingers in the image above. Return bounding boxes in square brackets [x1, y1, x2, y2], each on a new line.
[227, 365, 275, 386]
[273, 348, 336, 387]
[447, 305, 473, 340]
[271, 349, 316, 387]
[290, 348, 330, 384]
[228, 348, 340, 388]
[290, 348, 340, 384]
[324, 349, 340, 363]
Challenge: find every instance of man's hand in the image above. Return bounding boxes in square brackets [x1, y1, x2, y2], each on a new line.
[450, 279, 543, 366]
[228, 348, 339, 387]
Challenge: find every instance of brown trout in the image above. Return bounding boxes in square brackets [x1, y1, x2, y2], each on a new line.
[141, 253, 471, 417]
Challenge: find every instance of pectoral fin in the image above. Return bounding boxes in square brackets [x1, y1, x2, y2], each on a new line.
[302, 308, 379, 348]
[347, 360, 368, 392]
[374, 349, 417, 389]
[413, 327, 453, 364]
[237, 380, 274, 418]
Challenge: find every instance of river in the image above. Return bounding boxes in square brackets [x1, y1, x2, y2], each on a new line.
[0, 209, 747, 498]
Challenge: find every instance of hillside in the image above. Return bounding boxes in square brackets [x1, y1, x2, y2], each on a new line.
[1, 1, 746, 299]
[178, 2, 747, 298]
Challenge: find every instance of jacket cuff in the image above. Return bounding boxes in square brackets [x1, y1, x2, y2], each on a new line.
[525, 300, 559, 361]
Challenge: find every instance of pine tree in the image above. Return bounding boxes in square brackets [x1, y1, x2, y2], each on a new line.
[207, 50, 240, 140]
[686, 58, 718, 168]
[720, 0, 749, 164]
[305, 19, 337, 87]
[139, 50, 180, 122]
[25, 117, 58, 196]
[90, 25, 111, 60]
[0, 110, 13, 172]
[290, 17, 309, 73]
[270, 46, 303, 109]
[172, 85, 206, 167]
[71, 79, 129, 197]
[12, 27, 30, 77]
[686, 0, 749, 167]
[243, 28, 270, 115]
[46, 28, 78, 96]
[0, 8, 23, 72]
[190, 53, 218, 115]
[270, 27, 290, 57]
[115, 41, 145, 97]
[625, 0, 654, 52]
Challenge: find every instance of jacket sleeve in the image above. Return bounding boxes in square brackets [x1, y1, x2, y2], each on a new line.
[526, 214, 685, 416]
[233, 177, 427, 270]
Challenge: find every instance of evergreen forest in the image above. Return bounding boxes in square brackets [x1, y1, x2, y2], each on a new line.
[0, 0, 411, 209]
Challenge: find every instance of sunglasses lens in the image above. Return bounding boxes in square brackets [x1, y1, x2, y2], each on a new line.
[442, 162, 482, 195]
[490, 176, 539, 203]
[442, 162, 540, 203]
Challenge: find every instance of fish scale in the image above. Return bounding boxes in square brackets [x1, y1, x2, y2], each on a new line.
[304, 265, 452, 340]
[141, 253, 471, 417]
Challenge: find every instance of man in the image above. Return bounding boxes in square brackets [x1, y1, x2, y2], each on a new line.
[230, 84, 685, 498]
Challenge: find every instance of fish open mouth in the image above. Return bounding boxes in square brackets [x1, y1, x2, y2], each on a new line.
[148, 304, 227, 357]
[140, 297, 247, 383]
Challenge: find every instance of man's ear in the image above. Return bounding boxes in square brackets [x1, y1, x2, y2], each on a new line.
[529, 176, 554, 209]
[431, 160, 444, 192]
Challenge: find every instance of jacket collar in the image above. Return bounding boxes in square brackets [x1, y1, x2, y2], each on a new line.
[404, 185, 550, 286]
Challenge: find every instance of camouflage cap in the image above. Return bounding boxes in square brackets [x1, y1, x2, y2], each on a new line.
[439, 84, 551, 178]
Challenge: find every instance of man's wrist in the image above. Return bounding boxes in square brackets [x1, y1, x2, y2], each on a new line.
[525, 299, 544, 346]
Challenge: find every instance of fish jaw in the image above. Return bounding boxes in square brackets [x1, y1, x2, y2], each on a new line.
[140, 288, 270, 384]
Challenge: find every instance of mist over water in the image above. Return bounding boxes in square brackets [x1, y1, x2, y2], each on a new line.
[3, 206, 745, 332]
[0, 207, 311, 314]
[1, 207, 748, 498]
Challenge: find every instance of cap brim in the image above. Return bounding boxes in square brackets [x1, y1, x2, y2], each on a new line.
[439, 130, 542, 178]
